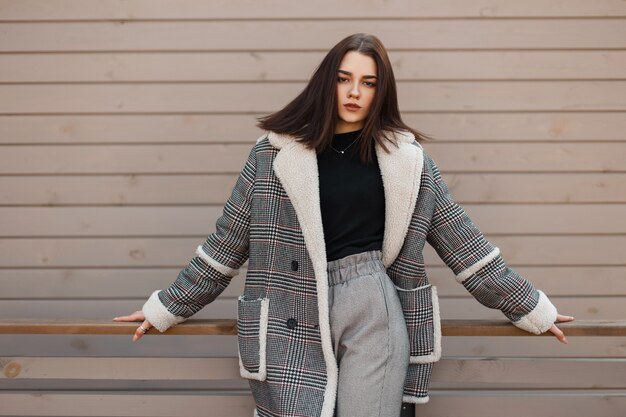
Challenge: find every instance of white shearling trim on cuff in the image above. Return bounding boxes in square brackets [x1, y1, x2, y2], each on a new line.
[409, 285, 442, 364]
[196, 245, 240, 277]
[238, 297, 269, 381]
[402, 395, 430, 404]
[512, 289, 558, 335]
[142, 290, 187, 333]
[455, 246, 500, 284]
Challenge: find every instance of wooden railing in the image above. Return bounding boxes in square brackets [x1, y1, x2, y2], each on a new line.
[1, 318, 625, 336]
[1, 319, 625, 417]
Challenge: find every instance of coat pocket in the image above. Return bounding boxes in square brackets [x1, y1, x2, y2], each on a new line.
[395, 284, 442, 363]
[237, 295, 270, 381]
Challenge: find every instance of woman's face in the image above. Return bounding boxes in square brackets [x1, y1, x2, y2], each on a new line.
[335, 51, 378, 133]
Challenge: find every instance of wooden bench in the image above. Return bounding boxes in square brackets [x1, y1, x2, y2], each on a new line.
[1, 319, 625, 417]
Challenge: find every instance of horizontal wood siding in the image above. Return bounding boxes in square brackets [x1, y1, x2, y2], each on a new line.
[1, 392, 625, 417]
[2, 0, 626, 19]
[1, 1, 624, 416]
[1, 356, 625, 416]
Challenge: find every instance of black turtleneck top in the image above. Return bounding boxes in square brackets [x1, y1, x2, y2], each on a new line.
[316, 128, 385, 262]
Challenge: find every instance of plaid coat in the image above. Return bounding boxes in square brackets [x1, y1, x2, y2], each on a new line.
[143, 129, 558, 417]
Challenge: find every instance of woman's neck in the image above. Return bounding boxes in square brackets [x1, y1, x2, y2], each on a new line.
[333, 127, 363, 136]
[334, 122, 364, 134]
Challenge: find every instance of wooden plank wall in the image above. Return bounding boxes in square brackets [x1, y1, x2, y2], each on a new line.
[1, 1, 625, 416]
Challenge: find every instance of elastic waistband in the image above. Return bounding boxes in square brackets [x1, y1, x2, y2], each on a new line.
[327, 249, 386, 286]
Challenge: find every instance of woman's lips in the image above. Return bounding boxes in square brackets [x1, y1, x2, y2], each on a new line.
[344, 103, 361, 111]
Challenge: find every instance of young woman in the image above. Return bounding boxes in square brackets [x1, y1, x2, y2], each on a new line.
[114, 33, 575, 417]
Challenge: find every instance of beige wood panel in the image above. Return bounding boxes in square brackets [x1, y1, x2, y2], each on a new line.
[2, 392, 625, 417]
[2, 0, 626, 19]
[0, 114, 268, 144]
[1, 143, 625, 174]
[420, 393, 626, 417]
[2, 266, 625, 299]
[442, 173, 626, 203]
[0, 175, 239, 205]
[1, 20, 625, 52]
[440, 297, 621, 321]
[0, 144, 249, 174]
[0, 393, 256, 417]
[0, 296, 623, 321]
[439, 337, 626, 358]
[431, 358, 626, 388]
[0, 236, 623, 267]
[2, 51, 626, 83]
[428, 265, 626, 297]
[423, 236, 626, 267]
[0, 357, 241, 380]
[0, 334, 241, 358]
[3, 357, 625, 389]
[2, 113, 626, 145]
[1, 204, 623, 237]
[3, 82, 626, 114]
[426, 142, 626, 172]
[411, 113, 626, 142]
[0, 299, 236, 320]
[2, 173, 625, 205]
[0, 378, 249, 391]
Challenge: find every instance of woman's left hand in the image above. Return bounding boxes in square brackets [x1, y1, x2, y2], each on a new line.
[548, 314, 575, 344]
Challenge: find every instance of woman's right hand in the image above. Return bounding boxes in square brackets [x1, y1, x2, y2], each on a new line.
[113, 310, 153, 342]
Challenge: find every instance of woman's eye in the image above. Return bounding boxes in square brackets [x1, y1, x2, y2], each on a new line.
[337, 77, 375, 87]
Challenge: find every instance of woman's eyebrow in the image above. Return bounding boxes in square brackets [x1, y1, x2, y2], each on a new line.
[338, 69, 378, 79]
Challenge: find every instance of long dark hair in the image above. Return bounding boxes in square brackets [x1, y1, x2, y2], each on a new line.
[256, 33, 434, 164]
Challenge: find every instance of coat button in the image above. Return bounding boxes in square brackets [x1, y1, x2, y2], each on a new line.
[291, 260, 298, 271]
[286, 318, 298, 329]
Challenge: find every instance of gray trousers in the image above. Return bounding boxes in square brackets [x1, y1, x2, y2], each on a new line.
[327, 249, 410, 417]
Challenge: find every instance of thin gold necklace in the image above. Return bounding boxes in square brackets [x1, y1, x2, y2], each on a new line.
[330, 132, 361, 154]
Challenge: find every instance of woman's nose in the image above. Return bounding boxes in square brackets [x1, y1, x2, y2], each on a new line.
[349, 83, 360, 98]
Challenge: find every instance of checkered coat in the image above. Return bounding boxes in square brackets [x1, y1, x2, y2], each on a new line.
[143, 129, 558, 417]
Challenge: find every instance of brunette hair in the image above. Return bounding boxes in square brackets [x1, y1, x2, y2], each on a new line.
[256, 33, 434, 164]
